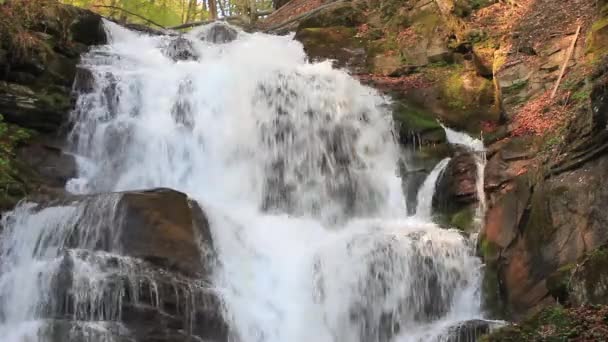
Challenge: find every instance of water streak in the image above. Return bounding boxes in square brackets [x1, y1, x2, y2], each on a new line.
[415, 158, 451, 219]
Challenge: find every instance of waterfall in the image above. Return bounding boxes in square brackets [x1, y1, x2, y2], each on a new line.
[0, 21, 485, 341]
[441, 125, 487, 232]
[415, 158, 451, 219]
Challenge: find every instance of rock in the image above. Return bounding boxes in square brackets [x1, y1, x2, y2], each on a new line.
[68, 7, 107, 46]
[434, 151, 478, 206]
[372, 54, 402, 76]
[72, 67, 96, 94]
[116, 188, 214, 277]
[570, 247, 608, 306]
[488, 154, 608, 316]
[472, 46, 494, 78]
[295, 26, 368, 74]
[37, 188, 227, 342]
[16, 142, 77, 188]
[163, 37, 198, 61]
[427, 42, 453, 64]
[297, 2, 365, 29]
[0, 82, 71, 133]
[200, 22, 238, 44]
[443, 320, 492, 342]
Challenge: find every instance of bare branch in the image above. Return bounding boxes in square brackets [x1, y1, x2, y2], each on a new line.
[93, 5, 167, 30]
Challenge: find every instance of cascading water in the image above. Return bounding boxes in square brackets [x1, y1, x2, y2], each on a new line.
[441, 125, 487, 232]
[415, 158, 451, 219]
[0, 21, 486, 341]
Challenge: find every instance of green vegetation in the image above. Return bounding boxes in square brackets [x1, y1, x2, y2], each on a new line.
[0, 114, 33, 207]
[60, 0, 275, 27]
[503, 79, 528, 93]
[0, 0, 56, 63]
[392, 102, 441, 132]
[483, 305, 608, 341]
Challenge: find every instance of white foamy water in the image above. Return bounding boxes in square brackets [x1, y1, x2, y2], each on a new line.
[415, 158, 451, 219]
[0, 21, 485, 341]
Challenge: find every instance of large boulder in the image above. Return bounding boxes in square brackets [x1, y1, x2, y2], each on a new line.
[295, 26, 368, 73]
[199, 22, 238, 44]
[163, 36, 199, 61]
[28, 188, 227, 342]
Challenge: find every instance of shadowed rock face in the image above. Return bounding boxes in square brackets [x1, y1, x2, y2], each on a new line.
[201, 23, 238, 44]
[1, 188, 227, 342]
[163, 37, 199, 61]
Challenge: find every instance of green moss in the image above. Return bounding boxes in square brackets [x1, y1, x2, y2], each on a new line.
[482, 305, 602, 341]
[443, 68, 467, 109]
[503, 79, 528, 93]
[450, 206, 475, 232]
[572, 89, 591, 103]
[0, 114, 34, 208]
[586, 16, 608, 61]
[480, 238, 499, 261]
[410, 9, 441, 36]
[546, 263, 575, 303]
[392, 102, 441, 132]
[523, 183, 555, 250]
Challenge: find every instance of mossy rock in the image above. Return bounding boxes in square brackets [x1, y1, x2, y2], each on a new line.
[546, 263, 575, 304]
[432, 65, 497, 131]
[297, 3, 365, 30]
[449, 205, 475, 232]
[295, 26, 368, 73]
[392, 101, 444, 140]
[586, 15, 608, 62]
[521, 182, 555, 252]
[571, 247, 608, 306]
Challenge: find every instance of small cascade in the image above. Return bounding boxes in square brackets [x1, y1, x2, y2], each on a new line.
[441, 125, 487, 233]
[415, 158, 451, 219]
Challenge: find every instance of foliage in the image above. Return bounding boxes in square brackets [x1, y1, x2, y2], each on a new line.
[0, 114, 32, 199]
[483, 305, 608, 341]
[60, 0, 274, 27]
[0, 0, 56, 62]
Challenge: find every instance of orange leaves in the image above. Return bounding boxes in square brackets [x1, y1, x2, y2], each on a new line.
[511, 91, 567, 136]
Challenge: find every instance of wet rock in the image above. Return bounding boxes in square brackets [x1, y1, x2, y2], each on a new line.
[39, 188, 227, 342]
[444, 320, 492, 342]
[116, 188, 214, 277]
[200, 23, 238, 44]
[486, 153, 608, 316]
[434, 151, 478, 208]
[16, 142, 77, 188]
[72, 67, 96, 94]
[68, 10, 106, 46]
[163, 37, 199, 61]
[0, 82, 71, 133]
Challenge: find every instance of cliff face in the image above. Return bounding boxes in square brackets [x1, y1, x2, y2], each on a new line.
[277, 0, 608, 326]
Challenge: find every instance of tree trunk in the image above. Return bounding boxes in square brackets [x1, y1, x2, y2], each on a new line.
[186, 0, 196, 22]
[249, 0, 256, 23]
[217, 0, 226, 17]
[209, 0, 218, 19]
